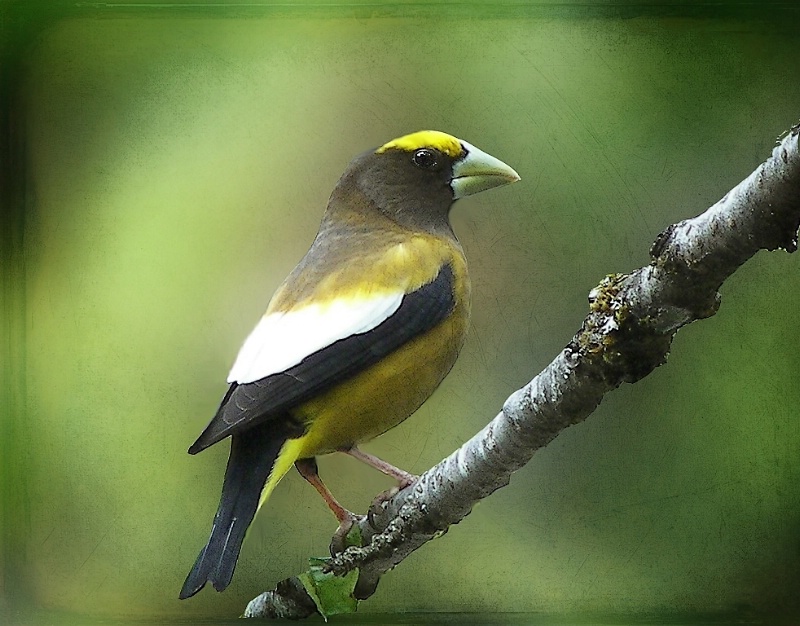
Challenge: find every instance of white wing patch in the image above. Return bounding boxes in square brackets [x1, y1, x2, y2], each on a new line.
[227, 292, 405, 384]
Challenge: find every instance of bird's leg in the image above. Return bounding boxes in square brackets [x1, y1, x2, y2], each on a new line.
[294, 458, 355, 525]
[342, 446, 418, 488]
[295, 458, 363, 555]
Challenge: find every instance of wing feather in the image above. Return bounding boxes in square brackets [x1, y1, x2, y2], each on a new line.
[188, 264, 455, 454]
[227, 292, 404, 384]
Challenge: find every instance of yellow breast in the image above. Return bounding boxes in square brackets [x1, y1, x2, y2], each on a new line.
[292, 235, 470, 457]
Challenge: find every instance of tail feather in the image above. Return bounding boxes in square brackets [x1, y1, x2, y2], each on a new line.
[179, 422, 289, 599]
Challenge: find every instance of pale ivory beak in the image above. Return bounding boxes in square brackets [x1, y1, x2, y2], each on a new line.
[451, 140, 520, 199]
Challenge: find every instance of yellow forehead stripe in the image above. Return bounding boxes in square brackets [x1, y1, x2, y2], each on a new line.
[376, 130, 464, 158]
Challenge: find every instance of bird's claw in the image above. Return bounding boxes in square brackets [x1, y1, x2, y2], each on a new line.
[371, 485, 400, 510]
[330, 511, 364, 555]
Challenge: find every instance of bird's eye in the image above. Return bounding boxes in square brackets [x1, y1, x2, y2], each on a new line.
[412, 148, 437, 169]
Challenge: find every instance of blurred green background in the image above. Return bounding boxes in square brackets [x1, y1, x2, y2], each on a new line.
[2, 0, 800, 622]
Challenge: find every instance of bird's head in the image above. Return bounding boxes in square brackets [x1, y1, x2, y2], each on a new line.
[334, 130, 520, 232]
[376, 130, 520, 200]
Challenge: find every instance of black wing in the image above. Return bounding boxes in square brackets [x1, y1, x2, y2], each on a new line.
[188, 263, 455, 454]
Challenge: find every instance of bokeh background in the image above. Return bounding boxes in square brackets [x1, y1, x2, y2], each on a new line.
[2, 0, 800, 622]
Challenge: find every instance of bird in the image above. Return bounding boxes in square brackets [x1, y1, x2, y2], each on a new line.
[179, 130, 519, 600]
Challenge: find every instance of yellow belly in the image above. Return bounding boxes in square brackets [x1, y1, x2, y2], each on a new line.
[291, 301, 468, 457]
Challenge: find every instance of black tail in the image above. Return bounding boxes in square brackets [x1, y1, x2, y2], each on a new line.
[179, 423, 288, 599]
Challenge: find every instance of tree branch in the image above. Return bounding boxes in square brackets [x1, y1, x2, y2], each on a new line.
[244, 123, 800, 619]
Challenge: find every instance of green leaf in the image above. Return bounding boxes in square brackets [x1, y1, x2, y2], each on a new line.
[298, 522, 364, 619]
[298, 561, 359, 621]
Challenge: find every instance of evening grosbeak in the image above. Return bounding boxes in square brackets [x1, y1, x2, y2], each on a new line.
[180, 130, 519, 599]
